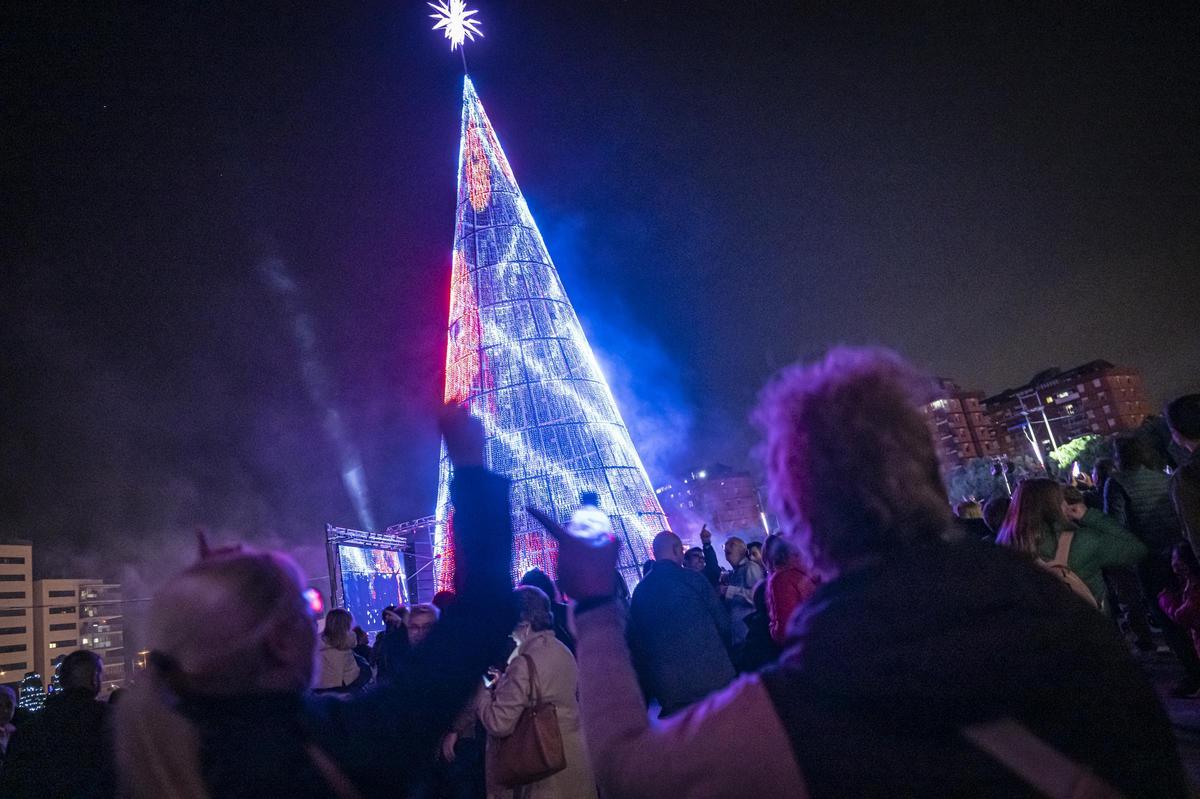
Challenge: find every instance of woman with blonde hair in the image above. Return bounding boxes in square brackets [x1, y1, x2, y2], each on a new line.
[314, 608, 362, 692]
[116, 408, 517, 798]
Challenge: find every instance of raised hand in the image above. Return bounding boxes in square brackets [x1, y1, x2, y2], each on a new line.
[441, 404, 510, 599]
[439, 404, 485, 468]
[528, 506, 617, 600]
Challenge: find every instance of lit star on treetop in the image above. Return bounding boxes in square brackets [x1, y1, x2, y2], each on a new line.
[428, 0, 483, 51]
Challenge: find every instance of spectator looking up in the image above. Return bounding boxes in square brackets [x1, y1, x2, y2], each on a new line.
[721, 536, 765, 650]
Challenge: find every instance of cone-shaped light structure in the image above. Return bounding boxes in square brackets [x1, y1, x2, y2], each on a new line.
[435, 76, 667, 590]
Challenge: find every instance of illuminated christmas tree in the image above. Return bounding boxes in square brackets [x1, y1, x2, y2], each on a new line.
[433, 75, 668, 590]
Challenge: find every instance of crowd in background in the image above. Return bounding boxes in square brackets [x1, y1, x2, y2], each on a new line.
[1, 352, 1199, 798]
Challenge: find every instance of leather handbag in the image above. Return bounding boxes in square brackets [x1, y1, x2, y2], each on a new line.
[492, 653, 566, 787]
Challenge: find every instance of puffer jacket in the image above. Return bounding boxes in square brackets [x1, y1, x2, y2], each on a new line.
[1106, 467, 1181, 553]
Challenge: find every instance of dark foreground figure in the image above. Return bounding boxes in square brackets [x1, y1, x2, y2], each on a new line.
[541, 347, 1187, 798]
[0, 650, 113, 798]
[115, 408, 515, 798]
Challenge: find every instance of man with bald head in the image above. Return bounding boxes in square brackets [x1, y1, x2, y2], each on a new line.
[652, 530, 683, 562]
[626, 530, 735, 717]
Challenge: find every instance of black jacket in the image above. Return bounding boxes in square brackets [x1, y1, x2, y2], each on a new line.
[737, 580, 781, 672]
[1172, 449, 1200, 555]
[550, 599, 577, 654]
[178, 467, 516, 797]
[762, 536, 1186, 799]
[627, 559, 735, 717]
[0, 688, 114, 799]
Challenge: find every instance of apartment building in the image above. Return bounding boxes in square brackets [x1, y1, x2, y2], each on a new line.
[0, 541, 34, 689]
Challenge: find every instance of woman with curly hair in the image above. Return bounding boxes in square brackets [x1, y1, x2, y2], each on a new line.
[538, 347, 1186, 799]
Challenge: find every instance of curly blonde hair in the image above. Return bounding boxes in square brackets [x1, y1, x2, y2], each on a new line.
[754, 347, 950, 577]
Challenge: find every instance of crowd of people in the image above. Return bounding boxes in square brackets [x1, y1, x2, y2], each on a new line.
[1, 350, 1199, 797]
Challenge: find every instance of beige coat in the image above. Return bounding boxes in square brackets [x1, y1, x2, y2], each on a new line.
[480, 629, 597, 799]
[313, 639, 360, 691]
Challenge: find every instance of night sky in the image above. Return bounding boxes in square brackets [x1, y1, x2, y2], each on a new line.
[6, 3, 1198, 580]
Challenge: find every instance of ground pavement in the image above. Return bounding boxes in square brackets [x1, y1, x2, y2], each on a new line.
[1145, 652, 1200, 790]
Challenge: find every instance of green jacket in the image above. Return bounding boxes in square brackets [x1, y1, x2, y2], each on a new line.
[1036, 509, 1147, 603]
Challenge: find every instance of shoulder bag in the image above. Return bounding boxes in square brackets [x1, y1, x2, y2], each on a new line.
[492, 653, 566, 787]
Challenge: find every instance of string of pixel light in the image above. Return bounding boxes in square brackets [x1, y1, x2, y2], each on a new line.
[433, 76, 667, 590]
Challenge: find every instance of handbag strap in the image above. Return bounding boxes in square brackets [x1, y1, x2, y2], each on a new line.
[305, 741, 366, 799]
[963, 718, 1124, 799]
[520, 653, 542, 708]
